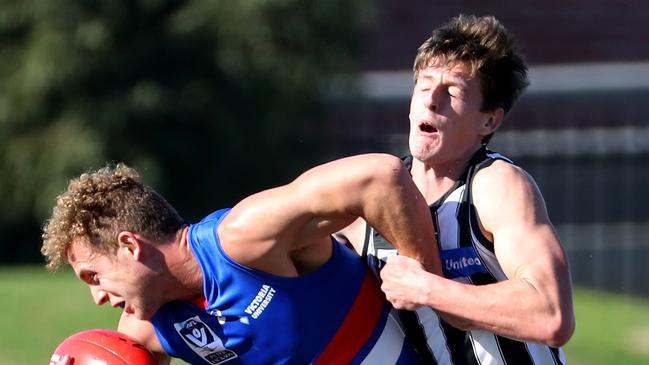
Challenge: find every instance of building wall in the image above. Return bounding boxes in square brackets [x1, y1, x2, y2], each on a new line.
[359, 0, 649, 70]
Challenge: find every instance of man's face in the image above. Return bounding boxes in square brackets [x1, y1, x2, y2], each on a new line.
[68, 237, 162, 320]
[408, 61, 492, 165]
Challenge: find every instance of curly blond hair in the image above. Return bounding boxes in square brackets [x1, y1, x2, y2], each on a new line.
[41, 163, 185, 270]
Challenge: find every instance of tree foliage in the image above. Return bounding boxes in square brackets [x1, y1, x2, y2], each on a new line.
[0, 0, 371, 263]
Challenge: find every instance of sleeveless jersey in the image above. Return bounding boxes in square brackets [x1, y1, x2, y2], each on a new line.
[151, 208, 420, 365]
[366, 147, 567, 365]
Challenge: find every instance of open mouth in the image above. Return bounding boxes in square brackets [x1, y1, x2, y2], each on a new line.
[114, 301, 126, 309]
[419, 122, 437, 133]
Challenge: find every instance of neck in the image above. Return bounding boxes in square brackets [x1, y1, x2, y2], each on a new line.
[166, 225, 205, 300]
[410, 150, 477, 204]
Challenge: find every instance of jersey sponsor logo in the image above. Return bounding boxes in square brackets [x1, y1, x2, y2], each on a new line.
[441, 247, 487, 279]
[174, 316, 238, 364]
[244, 284, 276, 319]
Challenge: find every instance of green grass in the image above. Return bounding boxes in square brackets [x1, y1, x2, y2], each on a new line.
[1, 266, 648, 365]
[564, 287, 649, 365]
[0, 266, 115, 364]
[0, 266, 187, 365]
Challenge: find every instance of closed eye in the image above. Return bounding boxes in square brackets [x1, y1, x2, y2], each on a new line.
[80, 270, 99, 285]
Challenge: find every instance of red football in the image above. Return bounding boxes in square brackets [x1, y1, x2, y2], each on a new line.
[50, 329, 158, 365]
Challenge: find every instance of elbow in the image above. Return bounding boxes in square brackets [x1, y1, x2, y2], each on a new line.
[367, 154, 408, 186]
[542, 310, 575, 348]
[350, 153, 408, 194]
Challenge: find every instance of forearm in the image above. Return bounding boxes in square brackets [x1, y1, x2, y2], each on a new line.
[422, 272, 574, 346]
[380, 253, 574, 347]
[359, 156, 441, 273]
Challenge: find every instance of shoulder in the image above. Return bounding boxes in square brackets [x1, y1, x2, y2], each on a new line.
[473, 159, 536, 195]
[472, 159, 541, 210]
[190, 208, 232, 245]
[471, 158, 550, 233]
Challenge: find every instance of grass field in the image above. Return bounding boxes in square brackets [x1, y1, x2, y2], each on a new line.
[1, 266, 648, 365]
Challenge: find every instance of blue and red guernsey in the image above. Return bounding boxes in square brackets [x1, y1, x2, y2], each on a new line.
[151, 209, 420, 365]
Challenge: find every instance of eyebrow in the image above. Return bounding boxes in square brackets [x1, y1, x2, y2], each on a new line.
[446, 74, 471, 86]
[418, 73, 471, 86]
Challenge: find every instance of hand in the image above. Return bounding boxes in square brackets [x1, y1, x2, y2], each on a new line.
[49, 354, 73, 365]
[380, 255, 430, 311]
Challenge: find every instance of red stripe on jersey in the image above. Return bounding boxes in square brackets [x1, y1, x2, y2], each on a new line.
[192, 296, 208, 309]
[314, 270, 385, 365]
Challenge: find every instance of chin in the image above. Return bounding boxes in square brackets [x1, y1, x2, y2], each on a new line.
[409, 141, 437, 162]
[411, 148, 437, 163]
[130, 305, 156, 321]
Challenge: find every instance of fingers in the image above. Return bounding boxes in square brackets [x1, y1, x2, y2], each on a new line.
[380, 255, 428, 311]
[384, 254, 423, 267]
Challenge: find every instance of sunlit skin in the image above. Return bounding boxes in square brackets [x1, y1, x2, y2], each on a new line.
[338, 60, 574, 347]
[68, 239, 159, 320]
[334, 62, 501, 255]
[62, 232, 202, 365]
[67, 227, 202, 322]
[409, 62, 497, 170]
[54, 153, 441, 365]
[378, 61, 575, 346]
[407, 61, 503, 202]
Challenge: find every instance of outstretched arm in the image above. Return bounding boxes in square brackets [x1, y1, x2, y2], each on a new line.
[219, 153, 440, 275]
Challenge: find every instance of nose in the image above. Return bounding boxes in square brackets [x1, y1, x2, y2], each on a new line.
[423, 85, 442, 112]
[90, 285, 109, 306]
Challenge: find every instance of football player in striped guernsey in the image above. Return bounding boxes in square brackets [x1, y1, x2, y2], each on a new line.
[336, 15, 575, 365]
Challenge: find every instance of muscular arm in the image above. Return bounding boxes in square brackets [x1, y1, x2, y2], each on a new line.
[219, 153, 440, 275]
[380, 161, 575, 347]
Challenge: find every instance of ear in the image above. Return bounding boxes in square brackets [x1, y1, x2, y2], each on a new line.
[479, 108, 505, 136]
[117, 231, 142, 261]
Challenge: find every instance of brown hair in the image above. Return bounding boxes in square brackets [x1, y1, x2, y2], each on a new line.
[41, 163, 184, 270]
[414, 15, 529, 117]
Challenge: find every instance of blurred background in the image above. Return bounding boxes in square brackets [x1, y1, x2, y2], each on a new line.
[1, 1, 648, 364]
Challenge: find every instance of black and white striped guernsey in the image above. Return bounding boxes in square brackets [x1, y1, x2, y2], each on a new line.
[365, 147, 567, 365]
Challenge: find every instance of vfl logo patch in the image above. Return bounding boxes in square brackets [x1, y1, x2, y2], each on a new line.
[174, 316, 238, 364]
[441, 247, 487, 279]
